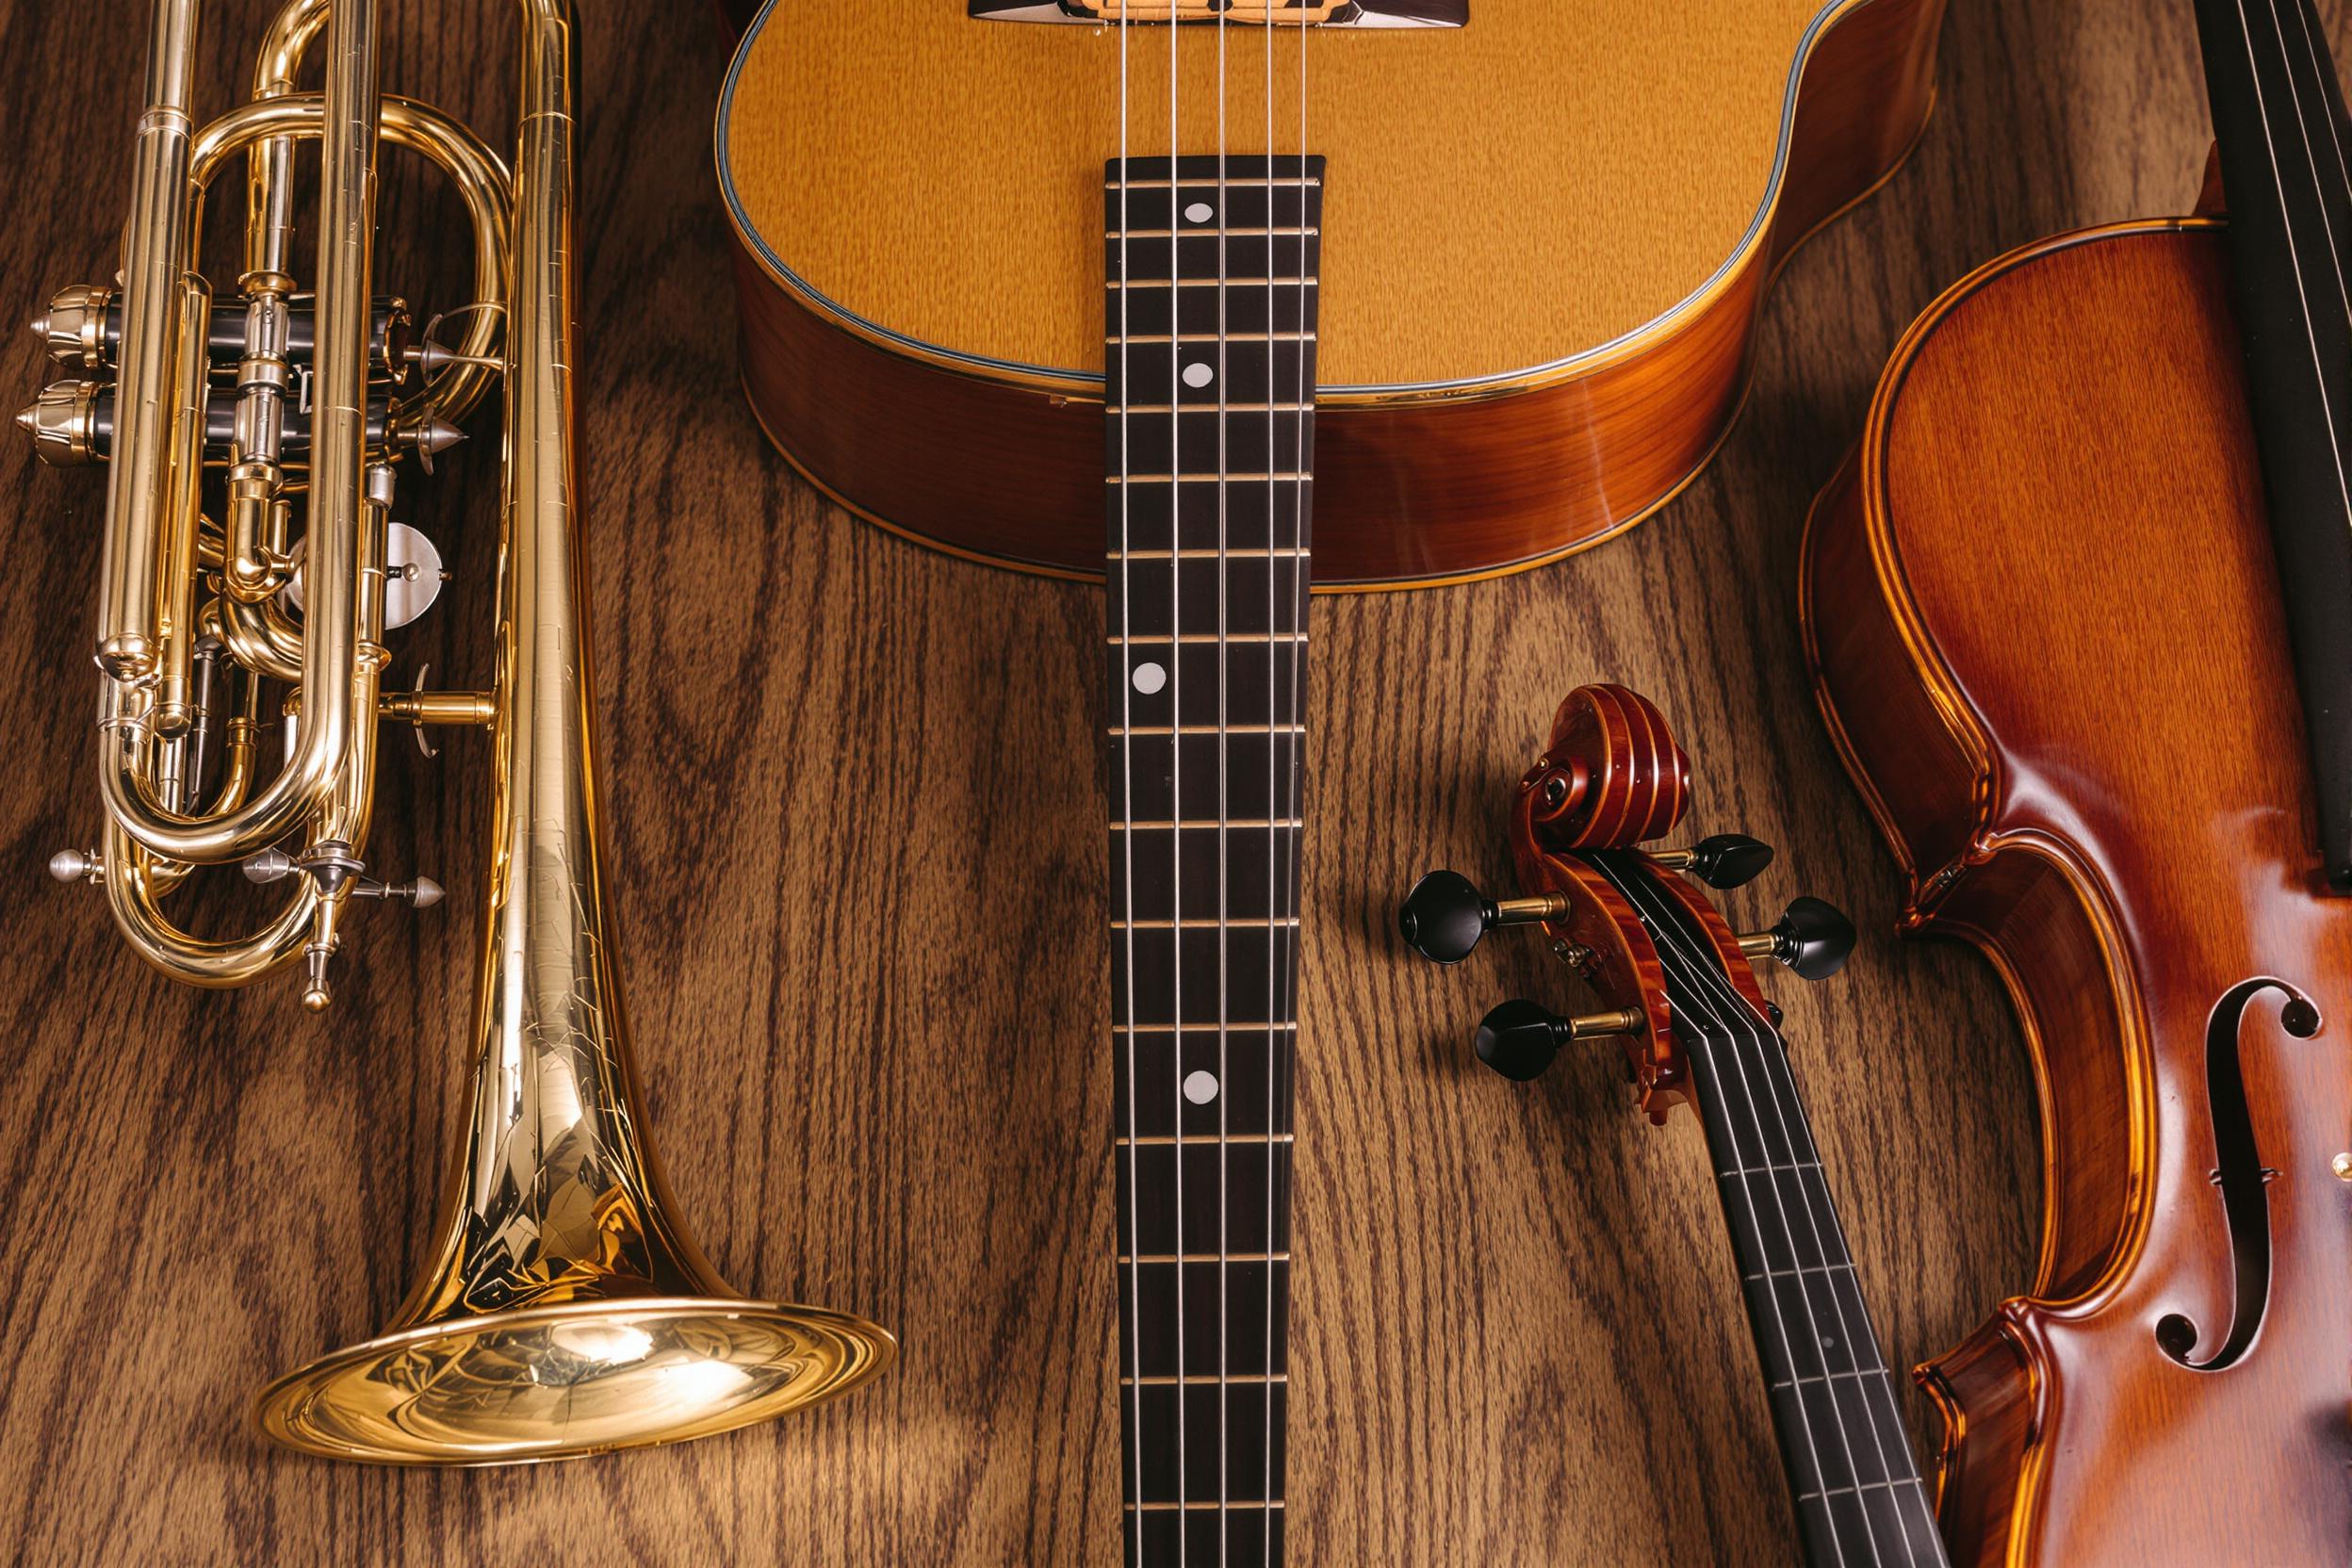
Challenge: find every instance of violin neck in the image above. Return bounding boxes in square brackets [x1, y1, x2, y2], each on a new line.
[1678, 1009, 1949, 1568]
[2191, 0, 2352, 885]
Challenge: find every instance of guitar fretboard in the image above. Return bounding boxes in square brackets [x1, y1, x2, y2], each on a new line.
[1105, 154, 1322, 1568]
[1588, 852, 1950, 1568]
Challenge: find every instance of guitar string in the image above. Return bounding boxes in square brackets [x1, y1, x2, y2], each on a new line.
[1115, 9, 1146, 1564]
[1167, 10, 1189, 1559]
[1216, 8, 1232, 1557]
[1260, 13, 1282, 1553]
[1268, 14, 1313, 1545]
[1587, 856, 1880, 1568]
[1604, 858, 1930, 1565]
[2226, 0, 2352, 541]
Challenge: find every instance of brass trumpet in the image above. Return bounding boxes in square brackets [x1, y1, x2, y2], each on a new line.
[24, 0, 893, 1463]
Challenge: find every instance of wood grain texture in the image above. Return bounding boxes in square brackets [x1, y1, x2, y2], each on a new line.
[0, 2, 2320, 1564]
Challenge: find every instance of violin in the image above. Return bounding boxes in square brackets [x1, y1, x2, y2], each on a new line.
[1402, 684, 1952, 1567]
[1799, 3, 2352, 1561]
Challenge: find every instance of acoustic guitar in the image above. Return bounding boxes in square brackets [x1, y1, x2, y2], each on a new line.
[1402, 686, 1952, 1567]
[716, 0, 1948, 586]
[716, 6, 1945, 1564]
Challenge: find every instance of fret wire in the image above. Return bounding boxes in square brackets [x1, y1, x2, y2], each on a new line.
[1118, 1253, 1292, 1264]
[1115, 821, 1303, 831]
[1108, 474, 1313, 484]
[1770, 1367, 1894, 1391]
[1110, 914, 1304, 925]
[1111, 724, 1305, 735]
[1102, 176, 1319, 188]
[1124, 1373, 1289, 1384]
[1108, 547, 1312, 559]
[1111, 332, 1317, 343]
[1109, 632, 1309, 644]
[1111, 403, 1314, 414]
[1111, 278, 1315, 288]
[1126, 1501, 1288, 1511]
[1107, 226, 1320, 238]
[1113, 1021, 1298, 1033]
[1119, 1134, 1296, 1146]
[1799, 1478, 1934, 1504]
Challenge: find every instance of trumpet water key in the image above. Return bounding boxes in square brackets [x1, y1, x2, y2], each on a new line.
[28, 0, 893, 1463]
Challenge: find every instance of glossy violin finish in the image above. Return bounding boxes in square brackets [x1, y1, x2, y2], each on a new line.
[1403, 686, 1949, 1567]
[1800, 220, 2352, 1562]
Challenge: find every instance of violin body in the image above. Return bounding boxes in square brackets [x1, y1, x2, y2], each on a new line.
[715, 0, 1945, 586]
[1802, 220, 2352, 1564]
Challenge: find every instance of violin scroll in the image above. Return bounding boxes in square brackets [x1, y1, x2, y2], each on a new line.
[1516, 684, 1690, 852]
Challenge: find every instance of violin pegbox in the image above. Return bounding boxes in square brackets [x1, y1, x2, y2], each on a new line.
[1400, 683, 1852, 1125]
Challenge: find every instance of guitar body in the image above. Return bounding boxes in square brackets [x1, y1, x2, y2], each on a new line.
[1801, 221, 2352, 1565]
[717, 0, 1946, 586]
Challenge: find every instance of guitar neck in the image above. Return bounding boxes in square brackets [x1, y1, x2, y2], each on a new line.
[1587, 852, 1948, 1568]
[1104, 154, 1324, 1568]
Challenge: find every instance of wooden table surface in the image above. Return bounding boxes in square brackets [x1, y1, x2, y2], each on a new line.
[0, 3, 2314, 1564]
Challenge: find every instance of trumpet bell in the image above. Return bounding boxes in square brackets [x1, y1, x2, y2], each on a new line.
[255, 1296, 893, 1465]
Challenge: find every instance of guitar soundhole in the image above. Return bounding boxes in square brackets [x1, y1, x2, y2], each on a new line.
[2155, 977, 2320, 1373]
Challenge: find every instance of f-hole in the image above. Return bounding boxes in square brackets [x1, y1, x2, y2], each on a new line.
[2154, 976, 2321, 1372]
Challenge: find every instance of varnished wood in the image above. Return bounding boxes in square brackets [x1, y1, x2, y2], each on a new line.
[723, 0, 1948, 583]
[1, 1, 2316, 1563]
[1801, 221, 2352, 1562]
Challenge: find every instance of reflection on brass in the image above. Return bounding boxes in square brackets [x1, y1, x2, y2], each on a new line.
[35, 0, 893, 1464]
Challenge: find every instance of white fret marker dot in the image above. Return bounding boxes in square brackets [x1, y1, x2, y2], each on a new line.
[1184, 202, 1215, 222]
[1132, 661, 1168, 695]
[1183, 1070, 1220, 1104]
[1183, 362, 1215, 388]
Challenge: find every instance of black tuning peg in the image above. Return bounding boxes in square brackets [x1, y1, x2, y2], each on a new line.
[1739, 895, 1858, 982]
[1655, 832, 1774, 890]
[1399, 870, 1566, 964]
[1472, 999, 1646, 1081]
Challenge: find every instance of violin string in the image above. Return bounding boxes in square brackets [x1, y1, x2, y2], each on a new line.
[1592, 857, 1882, 1567]
[1167, 8, 1188, 1558]
[1617, 858, 1944, 1561]
[1682, 955, 1915, 1560]
[2259, 0, 2352, 328]
[2228, 0, 2352, 540]
[2286, 0, 2352, 214]
[1115, 8, 1145, 1564]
